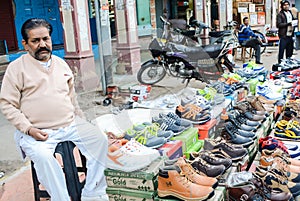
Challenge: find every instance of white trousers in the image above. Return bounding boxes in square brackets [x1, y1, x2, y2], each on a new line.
[14, 116, 108, 201]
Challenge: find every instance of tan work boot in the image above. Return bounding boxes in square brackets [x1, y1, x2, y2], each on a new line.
[158, 166, 215, 200]
[165, 157, 218, 187]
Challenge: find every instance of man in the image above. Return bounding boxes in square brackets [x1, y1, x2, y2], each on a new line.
[291, 4, 298, 19]
[238, 17, 263, 64]
[0, 18, 108, 201]
[276, 0, 295, 63]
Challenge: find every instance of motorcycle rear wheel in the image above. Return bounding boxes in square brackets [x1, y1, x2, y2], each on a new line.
[137, 64, 167, 85]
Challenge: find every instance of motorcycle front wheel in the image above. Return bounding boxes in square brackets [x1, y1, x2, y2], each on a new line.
[137, 64, 167, 85]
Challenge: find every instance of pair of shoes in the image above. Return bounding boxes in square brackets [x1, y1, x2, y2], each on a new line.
[175, 104, 211, 125]
[256, 85, 284, 101]
[158, 112, 193, 128]
[81, 194, 109, 201]
[258, 136, 289, 153]
[228, 173, 292, 201]
[107, 139, 160, 172]
[188, 157, 226, 178]
[152, 116, 185, 135]
[255, 169, 300, 198]
[203, 138, 248, 161]
[157, 164, 215, 200]
[261, 148, 300, 167]
[221, 122, 254, 147]
[164, 157, 218, 187]
[190, 150, 232, 170]
[124, 123, 169, 148]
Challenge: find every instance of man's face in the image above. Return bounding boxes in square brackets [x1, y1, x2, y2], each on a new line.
[282, 3, 290, 11]
[22, 26, 52, 62]
[244, 19, 249, 26]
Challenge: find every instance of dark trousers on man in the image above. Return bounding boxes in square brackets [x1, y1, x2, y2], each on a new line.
[244, 38, 261, 63]
[278, 36, 294, 63]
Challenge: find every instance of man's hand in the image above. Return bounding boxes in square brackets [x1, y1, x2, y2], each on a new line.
[28, 127, 48, 141]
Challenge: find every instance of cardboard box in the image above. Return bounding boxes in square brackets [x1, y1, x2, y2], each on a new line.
[194, 119, 217, 139]
[171, 127, 199, 153]
[107, 187, 156, 201]
[104, 157, 163, 191]
[157, 140, 183, 159]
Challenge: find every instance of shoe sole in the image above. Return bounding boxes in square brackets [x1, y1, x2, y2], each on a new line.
[158, 190, 214, 201]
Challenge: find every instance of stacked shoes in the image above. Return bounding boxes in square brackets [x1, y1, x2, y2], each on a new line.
[256, 136, 300, 200]
[157, 157, 217, 200]
[106, 133, 160, 172]
[175, 96, 211, 124]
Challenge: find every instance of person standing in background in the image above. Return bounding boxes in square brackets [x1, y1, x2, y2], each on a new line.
[276, 0, 295, 63]
[291, 4, 298, 19]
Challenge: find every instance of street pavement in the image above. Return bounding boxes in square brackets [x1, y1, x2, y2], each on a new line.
[0, 45, 298, 200]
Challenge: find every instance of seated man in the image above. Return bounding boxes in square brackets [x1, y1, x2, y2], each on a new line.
[238, 17, 263, 64]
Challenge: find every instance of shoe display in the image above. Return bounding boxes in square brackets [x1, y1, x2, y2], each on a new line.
[107, 139, 160, 172]
[164, 157, 219, 188]
[203, 138, 248, 161]
[188, 157, 226, 178]
[159, 112, 193, 128]
[191, 150, 232, 170]
[152, 116, 186, 135]
[157, 166, 215, 200]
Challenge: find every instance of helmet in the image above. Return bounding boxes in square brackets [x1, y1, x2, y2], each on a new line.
[281, 0, 290, 8]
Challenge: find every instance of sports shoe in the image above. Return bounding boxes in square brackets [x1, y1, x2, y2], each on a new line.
[107, 140, 160, 172]
[152, 116, 185, 135]
[222, 122, 254, 147]
[256, 85, 284, 100]
[164, 157, 218, 188]
[158, 166, 215, 200]
[81, 194, 109, 201]
[159, 112, 192, 128]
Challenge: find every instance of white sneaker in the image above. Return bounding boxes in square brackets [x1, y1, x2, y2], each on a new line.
[107, 139, 160, 172]
[81, 194, 109, 201]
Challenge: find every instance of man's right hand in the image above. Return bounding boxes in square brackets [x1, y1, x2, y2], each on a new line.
[28, 127, 49, 141]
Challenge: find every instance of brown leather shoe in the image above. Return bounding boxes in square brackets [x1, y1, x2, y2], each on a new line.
[228, 176, 292, 201]
[158, 166, 215, 200]
[261, 148, 300, 167]
[164, 157, 218, 188]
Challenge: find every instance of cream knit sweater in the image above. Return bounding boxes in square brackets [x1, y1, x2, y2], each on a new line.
[0, 54, 80, 134]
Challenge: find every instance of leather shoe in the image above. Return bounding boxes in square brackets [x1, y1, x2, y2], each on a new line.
[203, 138, 248, 161]
[188, 157, 226, 178]
[190, 150, 232, 170]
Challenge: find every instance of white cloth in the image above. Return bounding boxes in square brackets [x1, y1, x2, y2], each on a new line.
[39, 58, 52, 70]
[14, 116, 108, 201]
[285, 11, 293, 36]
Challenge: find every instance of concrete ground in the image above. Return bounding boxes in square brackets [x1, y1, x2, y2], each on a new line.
[0, 45, 298, 200]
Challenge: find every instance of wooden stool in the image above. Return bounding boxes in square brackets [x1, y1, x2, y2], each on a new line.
[233, 45, 253, 63]
[31, 141, 87, 201]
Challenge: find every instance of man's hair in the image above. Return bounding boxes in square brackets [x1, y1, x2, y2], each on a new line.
[21, 18, 52, 43]
[281, 0, 290, 8]
[243, 17, 249, 23]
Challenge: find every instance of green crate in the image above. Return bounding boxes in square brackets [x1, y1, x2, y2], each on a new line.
[107, 187, 156, 201]
[183, 140, 203, 159]
[171, 127, 198, 153]
[104, 157, 164, 191]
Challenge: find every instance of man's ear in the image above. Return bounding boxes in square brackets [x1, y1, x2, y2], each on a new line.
[22, 39, 28, 50]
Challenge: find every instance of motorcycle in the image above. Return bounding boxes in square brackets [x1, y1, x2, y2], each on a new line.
[137, 16, 235, 85]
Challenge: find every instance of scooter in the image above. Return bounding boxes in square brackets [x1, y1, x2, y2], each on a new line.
[136, 16, 235, 85]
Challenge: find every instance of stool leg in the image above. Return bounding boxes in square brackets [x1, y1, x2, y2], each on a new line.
[31, 162, 41, 201]
[62, 142, 82, 201]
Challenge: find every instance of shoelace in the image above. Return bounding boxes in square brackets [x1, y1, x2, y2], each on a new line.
[182, 104, 203, 119]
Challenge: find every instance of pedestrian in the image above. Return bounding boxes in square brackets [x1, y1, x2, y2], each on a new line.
[238, 17, 263, 64]
[0, 18, 108, 201]
[276, 0, 295, 63]
[291, 4, 298, 19]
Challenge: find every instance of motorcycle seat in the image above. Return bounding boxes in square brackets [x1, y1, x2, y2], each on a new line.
[209, 30, 232, 38]
[167, 42, 223, 60]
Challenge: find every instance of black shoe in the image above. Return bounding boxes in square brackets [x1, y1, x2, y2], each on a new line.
[193, 151, 232, 170]
[188, 158, 226, 178]
[228, 114, 257, 132]
[203, 138, 248, 161]
[223, 122, 254, 147]
[256, 61, 263, 64]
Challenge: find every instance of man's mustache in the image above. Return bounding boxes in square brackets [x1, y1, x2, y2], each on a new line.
[36, 47, 51, 54]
